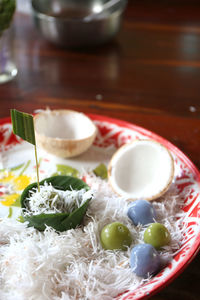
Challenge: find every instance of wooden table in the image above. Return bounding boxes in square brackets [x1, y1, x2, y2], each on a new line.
[0, 1, 199, 299]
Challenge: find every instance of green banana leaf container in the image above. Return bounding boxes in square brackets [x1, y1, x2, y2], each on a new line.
[20, 175, 91, 232]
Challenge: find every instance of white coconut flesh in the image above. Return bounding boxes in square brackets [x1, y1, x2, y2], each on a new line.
[108, 140, 174, 201]
[34, 110, 96, 140]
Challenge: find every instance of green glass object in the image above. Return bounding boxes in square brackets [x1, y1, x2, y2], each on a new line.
[20, 175, 91, 232]
[0, 1, 17, 83]
[100, 222, 132, 251]
[144, 223, 171, 249]
[0, 0, 16, 35]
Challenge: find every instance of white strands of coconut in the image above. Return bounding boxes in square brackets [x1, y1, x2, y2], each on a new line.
[0, 226, 81, 300]
[0, 218, 30, 245]
[52, 225, 141, 300]
[0, 174, 187, 299]
[0, 222, 140, 300]
[24, 182, 92, 216]
[85, 174, 130, 226]
[152, 182, 185, 252]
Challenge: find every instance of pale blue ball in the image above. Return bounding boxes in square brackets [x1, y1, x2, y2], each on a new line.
[130, 244, 161, 278]
[127, 199, 156, 226]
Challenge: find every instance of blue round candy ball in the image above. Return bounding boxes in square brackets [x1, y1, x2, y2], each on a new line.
[127, 199, 156, 226]
[130, 244, 161, 278]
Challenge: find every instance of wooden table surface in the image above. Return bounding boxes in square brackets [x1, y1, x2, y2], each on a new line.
[0, 0, 199, 299]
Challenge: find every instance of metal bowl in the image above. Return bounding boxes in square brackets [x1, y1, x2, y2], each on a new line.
[31, 0, 127, 48]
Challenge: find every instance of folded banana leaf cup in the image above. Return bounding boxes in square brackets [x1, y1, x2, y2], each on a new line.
[20, 175, 91, 232]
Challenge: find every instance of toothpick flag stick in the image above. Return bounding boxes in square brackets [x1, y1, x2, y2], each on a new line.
[10, 109, 40, 191]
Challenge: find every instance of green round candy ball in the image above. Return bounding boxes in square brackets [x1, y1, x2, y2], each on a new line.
[144, 223, 171, 249]
[100, 222, 132, 251]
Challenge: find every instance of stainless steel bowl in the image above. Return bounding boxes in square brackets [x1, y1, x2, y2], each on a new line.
[31, 0, 127, 48]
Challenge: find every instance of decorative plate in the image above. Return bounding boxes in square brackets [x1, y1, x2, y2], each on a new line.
[0, 114, 199, 299]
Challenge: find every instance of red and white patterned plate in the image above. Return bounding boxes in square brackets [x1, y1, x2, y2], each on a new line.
[0, 114, 200, 299]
